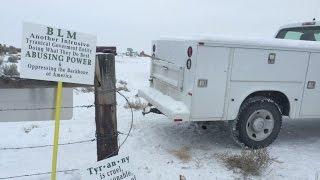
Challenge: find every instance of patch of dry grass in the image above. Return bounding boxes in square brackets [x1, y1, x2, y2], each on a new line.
[216, 148, 276, 176]
[170, 147, 192, 163]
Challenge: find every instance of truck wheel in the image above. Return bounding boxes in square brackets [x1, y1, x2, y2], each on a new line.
[231, 96, 282, 149]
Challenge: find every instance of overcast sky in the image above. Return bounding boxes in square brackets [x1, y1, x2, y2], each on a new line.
[0, 0, 319, 52]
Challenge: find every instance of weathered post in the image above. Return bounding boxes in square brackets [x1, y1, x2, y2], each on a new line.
[180, 175, 186, 180]
[94, 53, 118, 161]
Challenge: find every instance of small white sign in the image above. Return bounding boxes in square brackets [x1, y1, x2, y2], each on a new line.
[81, 155, 137, 180]
[21, 22, 96, 85]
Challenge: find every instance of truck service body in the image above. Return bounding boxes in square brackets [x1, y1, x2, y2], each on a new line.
[138, 21, 320, 148]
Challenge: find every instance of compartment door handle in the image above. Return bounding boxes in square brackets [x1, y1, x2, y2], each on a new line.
[307, 81, 316, 89]
[162, 66, 169, 70]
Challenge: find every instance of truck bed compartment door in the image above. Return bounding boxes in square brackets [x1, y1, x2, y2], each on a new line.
[300, 53, 320, 117]
[151, 60, 184, 90]
[191, 46, 230, 119]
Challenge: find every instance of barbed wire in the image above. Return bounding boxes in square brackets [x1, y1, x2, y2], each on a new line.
[0, 89, 120, 112]
[0, 90, 135, 179]
[0, 138, 96, 151]
[0, 104, 95, 112]
[117, 90, 133, 149]
[0, 169, 79, 180]
[0, 129, 130, 151]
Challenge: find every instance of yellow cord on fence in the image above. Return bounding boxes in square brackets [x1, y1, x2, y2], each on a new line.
[51, 81, 63, 180]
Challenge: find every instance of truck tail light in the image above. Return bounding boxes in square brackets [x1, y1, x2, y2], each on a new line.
[187, 47, 193, 57]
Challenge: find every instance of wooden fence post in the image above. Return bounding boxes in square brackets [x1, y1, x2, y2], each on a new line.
[180, 175, 186, 180]
[94, 53, 118, 161]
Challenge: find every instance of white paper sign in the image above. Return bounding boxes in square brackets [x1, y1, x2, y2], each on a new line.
[81, 155, 137, 180]
[21, 22, 96, 85]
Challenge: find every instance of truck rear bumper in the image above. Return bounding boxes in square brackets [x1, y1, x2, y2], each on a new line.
[138, 87, 190, 121]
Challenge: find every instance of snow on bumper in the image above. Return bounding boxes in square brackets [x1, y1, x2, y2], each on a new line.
[138, 87, 190, 121]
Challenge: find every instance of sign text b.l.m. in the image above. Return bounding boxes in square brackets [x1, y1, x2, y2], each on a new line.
[21, 22, 96, 85]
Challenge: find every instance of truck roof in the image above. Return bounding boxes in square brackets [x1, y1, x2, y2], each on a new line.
[278, 21, 320, 30]
[159, 35, 320, 53]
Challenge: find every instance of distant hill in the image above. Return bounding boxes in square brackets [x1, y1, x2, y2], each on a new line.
[0, 44, 21, 55]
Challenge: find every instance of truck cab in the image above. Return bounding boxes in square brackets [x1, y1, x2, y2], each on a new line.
[275, 21, 320, 41]
[138, 21, 320, 149]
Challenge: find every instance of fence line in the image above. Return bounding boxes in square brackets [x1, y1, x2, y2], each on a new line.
[0, 129, 131, 151]
[0, 90, 134, 179]
[0, 138, 96, 151]
[0, 104, 95, 112]
[0, 129, 131, 179]
[0, 87, 129, 112]
[0, 169, 79, 179]
[0, 89, 119, 112]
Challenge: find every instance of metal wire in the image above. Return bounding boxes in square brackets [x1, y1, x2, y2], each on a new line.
[0, 138, 96, 150]
[0, 169, 79, 179]
[0, 129, 129, 151]
[0, 89, 123, 112]
[0, 104, 95, 112]
[116, 90, 133, 149]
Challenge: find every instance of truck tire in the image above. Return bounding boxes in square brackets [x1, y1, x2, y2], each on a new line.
[230, 96, 282, 149]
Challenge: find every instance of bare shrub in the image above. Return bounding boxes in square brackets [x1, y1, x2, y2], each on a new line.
[216, 148, 276, 176]
[8, 56, 19, 63]
[3, 64, 20, 77]
[118, 80, 128, 85]
[78, 87, 94, 93]
[117, 80, 130, 92]
[117, 86, 130, 92]
[124, 97, 147, 110]
[169, 147, 191, 163]
[23, 124, 39, 134]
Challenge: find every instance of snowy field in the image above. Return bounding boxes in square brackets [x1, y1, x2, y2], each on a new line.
[1, 56, 320, 180]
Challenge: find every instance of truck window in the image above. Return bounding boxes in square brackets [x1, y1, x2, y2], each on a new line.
[276, 26, 320, 41]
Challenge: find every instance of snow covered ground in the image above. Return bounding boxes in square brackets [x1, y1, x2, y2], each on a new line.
[1, 56, 320, 180]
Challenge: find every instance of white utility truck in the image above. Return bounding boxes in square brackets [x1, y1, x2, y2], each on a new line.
[138, 21, 320, 149]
